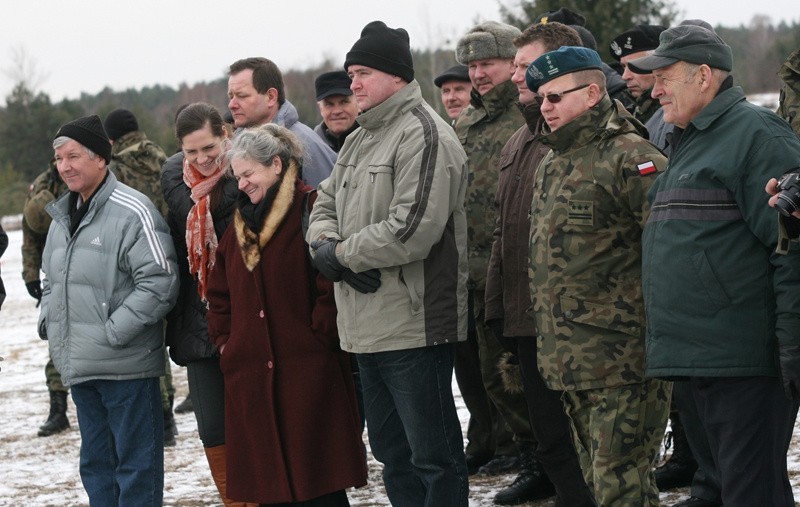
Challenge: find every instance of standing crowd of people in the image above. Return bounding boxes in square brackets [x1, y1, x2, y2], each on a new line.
[6, 6, 800, 507]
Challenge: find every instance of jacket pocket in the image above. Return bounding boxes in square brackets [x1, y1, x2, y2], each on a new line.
[559, 293, 642, 338]
[688, 250, 730, 316]
[399, 263, 424, 316]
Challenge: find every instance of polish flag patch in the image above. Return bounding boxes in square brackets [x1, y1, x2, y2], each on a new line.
[637, 160, 657, 175]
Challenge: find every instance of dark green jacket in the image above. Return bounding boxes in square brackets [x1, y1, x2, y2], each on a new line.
[643, 86, 800, 378]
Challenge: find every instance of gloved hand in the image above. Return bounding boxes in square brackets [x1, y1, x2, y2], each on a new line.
[779, 343, 800, 402]
[342, 268, 382, 294]
[26, 280, 42, 301]
[487, 319, 517, 355]
[310, 239, 345, 282]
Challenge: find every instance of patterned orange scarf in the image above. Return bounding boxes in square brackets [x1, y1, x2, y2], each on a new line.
[183, 158, 226, 302]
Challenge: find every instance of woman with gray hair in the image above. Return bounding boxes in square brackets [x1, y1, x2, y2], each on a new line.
[205, 124, 367, 506]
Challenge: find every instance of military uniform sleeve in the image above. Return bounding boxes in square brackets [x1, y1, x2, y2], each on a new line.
[484, 169, 506, 323]
[105, 208, 178, 347]
[339, 137, 467, 273]
[618, 143, 667, 229]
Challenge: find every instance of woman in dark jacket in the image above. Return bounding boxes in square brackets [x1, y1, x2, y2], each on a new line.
[161, 103, 248, 506]
[205, 124, 367, 506]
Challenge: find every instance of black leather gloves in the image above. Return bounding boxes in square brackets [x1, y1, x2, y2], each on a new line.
[310, 239, 381, 294]
[779, 343, 800, 402]
[26, 280, 42, 301]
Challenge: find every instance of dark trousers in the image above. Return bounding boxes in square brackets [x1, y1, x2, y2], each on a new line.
[187, 357, 225, 447]
[672, 380, 721, 503]
[358, 345, 468, 507]
[691, 376, 799, 507]
[454, 336, 514, 459]
[516, 339, 597, 507]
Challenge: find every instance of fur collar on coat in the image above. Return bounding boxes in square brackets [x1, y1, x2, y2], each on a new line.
[233, 161, 298, 272]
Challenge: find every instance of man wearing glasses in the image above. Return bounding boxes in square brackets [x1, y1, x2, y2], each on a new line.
[525, 45, 669, 506]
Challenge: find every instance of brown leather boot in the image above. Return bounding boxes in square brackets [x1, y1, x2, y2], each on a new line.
[204, 445, 257, 507]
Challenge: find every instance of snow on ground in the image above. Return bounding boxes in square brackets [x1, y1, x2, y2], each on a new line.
[1, 226, 799, 506]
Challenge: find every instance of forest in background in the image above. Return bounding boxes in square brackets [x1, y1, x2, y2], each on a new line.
[0, 1, 798, 218]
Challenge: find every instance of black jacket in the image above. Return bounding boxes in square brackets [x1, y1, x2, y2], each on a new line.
[161, 153, 239, 365]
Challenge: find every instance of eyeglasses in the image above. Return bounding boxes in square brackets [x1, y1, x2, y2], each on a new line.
[534, 83, 590, 106]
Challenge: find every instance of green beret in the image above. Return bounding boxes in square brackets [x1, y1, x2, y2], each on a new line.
[526, 46, 602, 92]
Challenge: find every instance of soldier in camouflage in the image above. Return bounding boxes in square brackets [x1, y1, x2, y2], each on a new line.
[526, 46, 670, 506]
[104, 108, 177, 446]
[609, 25, 666, 125]
[455, 21, 552, 505]
[485, 21, 598, 507]
[778, 48, 800, 134]
[21, 161, 72, 437]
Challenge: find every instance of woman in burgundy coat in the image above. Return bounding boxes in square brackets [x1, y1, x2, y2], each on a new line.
[205, 124, 367, 506]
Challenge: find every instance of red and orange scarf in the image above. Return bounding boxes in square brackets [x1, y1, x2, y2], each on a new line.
[183, 158, 226, 302]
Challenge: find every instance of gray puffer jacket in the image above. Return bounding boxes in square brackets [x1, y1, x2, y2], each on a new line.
[39, 171, 178, 386]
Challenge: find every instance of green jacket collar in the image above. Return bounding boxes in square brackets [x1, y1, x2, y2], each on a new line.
[464, 80, 520, 123]
[689, 86, 746, 132]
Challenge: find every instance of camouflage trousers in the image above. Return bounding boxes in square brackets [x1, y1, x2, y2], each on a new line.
[562, 378, 671, 507]
[46, 349, 175, 413]
[472, 290, 535, 446]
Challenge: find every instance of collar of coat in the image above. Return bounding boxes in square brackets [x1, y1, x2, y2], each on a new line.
[355, 80, 423, 131]
[233, 160, 298, 272]
[537, 94, 646, 154]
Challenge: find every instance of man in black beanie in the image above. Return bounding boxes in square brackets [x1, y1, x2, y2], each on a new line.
[40, 115, 178, 505]
[308, 20, 470, 507]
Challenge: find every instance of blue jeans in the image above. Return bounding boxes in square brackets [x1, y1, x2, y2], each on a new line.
[357, 345, 468, 507]
[71, 377, 164, 507]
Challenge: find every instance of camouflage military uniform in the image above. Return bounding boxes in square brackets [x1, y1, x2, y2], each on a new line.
[108, 130, 174, 411]
[528, 94, 670, 506]
[778, 48, 800, 134]
[22, 164, 69, 394]
[633, 91, 660, 125]
[109, 130, 168, 218]
[454, 80, 535, 450]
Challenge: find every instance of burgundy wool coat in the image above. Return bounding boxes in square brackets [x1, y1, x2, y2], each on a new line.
[206, 171, 367, 504]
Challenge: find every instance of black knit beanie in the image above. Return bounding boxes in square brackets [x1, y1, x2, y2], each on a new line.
[103, 108, 139, 141]
[55, 115, 112, 164]
[344, 21, 414, 82]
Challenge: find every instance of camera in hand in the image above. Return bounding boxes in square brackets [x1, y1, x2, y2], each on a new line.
[775, 171, 800, 217]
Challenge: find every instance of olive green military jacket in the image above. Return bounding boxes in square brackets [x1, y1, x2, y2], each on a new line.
[633, 91, 660, 126]
[109, 130, 168, 218]
[529, 95, 666, 391]
[778, 48, 800, 134]
[455, 80, 524, 290]
[21, 164, 66, 284]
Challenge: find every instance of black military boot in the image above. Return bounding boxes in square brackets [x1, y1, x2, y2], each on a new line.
[493, 445, 555, 505]
[174, 394, 194, 414]
[163, 395, 178, 447]
[38, 391, 70, 437]
[655, 412, 698, 490]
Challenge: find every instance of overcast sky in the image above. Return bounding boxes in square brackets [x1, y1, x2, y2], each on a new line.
[0, 0, 797, 102]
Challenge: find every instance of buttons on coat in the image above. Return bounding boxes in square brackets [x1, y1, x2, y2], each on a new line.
[259, 310, 264, 318]
[267, 361, 273, 369]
